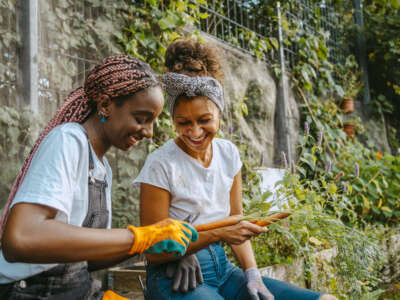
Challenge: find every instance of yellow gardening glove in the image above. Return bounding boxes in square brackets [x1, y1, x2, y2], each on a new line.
[102, 290, 129, 300]
[127, 218, 198, 256]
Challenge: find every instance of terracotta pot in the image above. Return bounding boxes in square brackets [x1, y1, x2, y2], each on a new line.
[343, 123, 355, 137]
[340, 97, 354, 114]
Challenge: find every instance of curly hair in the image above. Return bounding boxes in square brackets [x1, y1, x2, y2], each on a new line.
[164, 39, 224, 84]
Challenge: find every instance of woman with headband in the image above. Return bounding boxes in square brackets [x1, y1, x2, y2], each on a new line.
[0, 55, 197, 300]
[135, 40, 338, 300]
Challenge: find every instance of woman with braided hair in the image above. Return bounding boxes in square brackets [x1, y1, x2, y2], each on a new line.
[0, 55, 198, 299]
[136, 40, 338, 300]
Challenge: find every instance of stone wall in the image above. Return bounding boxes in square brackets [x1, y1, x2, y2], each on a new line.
[204, 35, 300, 168]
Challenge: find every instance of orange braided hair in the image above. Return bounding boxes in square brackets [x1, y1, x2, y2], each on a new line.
[0, 55, 159, 242]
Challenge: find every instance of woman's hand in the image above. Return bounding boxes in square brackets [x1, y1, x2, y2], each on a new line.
[214, 221, 267, 245]
[245, 268, 274, 300]
[165, 254, 203, 293]
[128, 218, 198, 256]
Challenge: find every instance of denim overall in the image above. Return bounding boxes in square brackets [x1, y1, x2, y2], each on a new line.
[0, 141, 109, 300]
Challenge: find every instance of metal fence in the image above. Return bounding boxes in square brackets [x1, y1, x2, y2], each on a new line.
[193, 0, 345, 68]
[194, 0, 275, 58]
[283, 0, 345, 68]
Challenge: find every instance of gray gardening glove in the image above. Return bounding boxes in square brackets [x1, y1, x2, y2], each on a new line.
[165, 254, 204, 293]
[245, 268, 274, 300]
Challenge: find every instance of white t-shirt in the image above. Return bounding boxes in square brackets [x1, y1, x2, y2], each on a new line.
[133, 138, 242, 225]
[0, 123, 112, 283]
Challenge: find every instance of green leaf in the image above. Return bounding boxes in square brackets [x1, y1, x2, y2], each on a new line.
[198, 12, 209, 19]
[269, 38, 279, 50]
[381, 206, 392, 213]
[309, 236, 323, 246]
[327, 183, 337, 195]
[390, 0, 400, 9]
[158, 16, 176, 30]
[361, 195, 370, 214]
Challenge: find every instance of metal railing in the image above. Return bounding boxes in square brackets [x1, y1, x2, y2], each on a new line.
[192, 0, 345, 68]
[194, 0, 275, 58]
[283, 0, 345, 68]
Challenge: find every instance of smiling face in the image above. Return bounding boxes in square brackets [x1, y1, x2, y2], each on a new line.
[173, 96, 220, 155]
[104, 86, 164, 151]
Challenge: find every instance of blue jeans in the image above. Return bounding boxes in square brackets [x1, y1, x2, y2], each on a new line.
[146, 243, 323, 300]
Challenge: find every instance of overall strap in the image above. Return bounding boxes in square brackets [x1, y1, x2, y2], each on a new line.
[87, 141, 96, 184]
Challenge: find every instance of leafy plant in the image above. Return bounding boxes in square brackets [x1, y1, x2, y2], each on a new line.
[337, 55, 362, 99]
[239, 125, 392, 298]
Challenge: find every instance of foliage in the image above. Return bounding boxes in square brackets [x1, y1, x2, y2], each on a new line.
[234, 3, 399, 297]
[337, 55, 362, 99]
[285, 117, 400, 226]
[363, 0, 400, 151]
[363, 0, 400, 100]
[273, 0, 400, 226]
[288, 30, 345, 99]
[117, 0, 203, 148]
[240, 124, 394, 297]
[118, 0, 202, 72]
[250, 208, 388, 299]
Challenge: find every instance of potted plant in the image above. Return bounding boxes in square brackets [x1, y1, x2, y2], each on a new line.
[343, 121, 355, 137]
[338, 56, 362, 114]
[343, 116, 362, 137]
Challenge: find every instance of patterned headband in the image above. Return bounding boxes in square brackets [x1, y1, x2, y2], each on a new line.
[162, 72, 224, 115]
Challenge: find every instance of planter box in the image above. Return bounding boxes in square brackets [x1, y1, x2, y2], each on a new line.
[108, 262, 146, 299]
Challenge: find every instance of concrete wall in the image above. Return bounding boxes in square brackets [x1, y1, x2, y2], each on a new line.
[204, 35, 300, 168]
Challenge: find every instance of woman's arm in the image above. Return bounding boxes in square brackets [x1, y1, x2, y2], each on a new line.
[229, 171, 258, 270]
[141, 173, 266, 264]
[2, 203, 134, 263]
[140, 183, 222, 263]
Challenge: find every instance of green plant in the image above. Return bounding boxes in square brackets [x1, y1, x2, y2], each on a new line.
[238, 125, 392, 298]
[338, 55, 362, 99]
[118, 0, 204, 72]
[343, 115, 364, 135]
